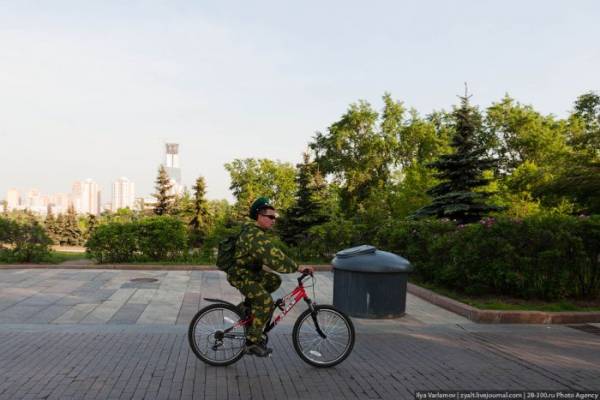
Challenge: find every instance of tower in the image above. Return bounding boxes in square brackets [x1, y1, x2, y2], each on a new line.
[164, 143, 181, 185]
[163, 143, 184, 195]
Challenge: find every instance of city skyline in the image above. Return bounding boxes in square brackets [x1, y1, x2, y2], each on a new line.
[5, 177, 136, 215]
[2, 142, 190, 211]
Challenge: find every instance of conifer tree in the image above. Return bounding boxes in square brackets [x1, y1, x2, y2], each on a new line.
[62, 205, 84, 245]
[55, 213, 66, 243]
[44, 206, 59, 244]
[86, 213, 98, 240]
[278, 153, 330, 245]
[189, 176, 211, 246]
[153, 165, 175, 216]
[412, 93, 501, 223]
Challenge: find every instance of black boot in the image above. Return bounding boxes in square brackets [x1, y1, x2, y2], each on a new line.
[245, 339, 272, 357]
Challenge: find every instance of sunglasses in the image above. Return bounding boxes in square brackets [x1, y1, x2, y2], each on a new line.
[260, 214, 277, 220]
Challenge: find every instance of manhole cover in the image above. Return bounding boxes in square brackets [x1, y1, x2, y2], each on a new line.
[130, 278, 158, 283]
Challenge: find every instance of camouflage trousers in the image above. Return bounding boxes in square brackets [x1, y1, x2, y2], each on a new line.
[226, 268, 282, 343]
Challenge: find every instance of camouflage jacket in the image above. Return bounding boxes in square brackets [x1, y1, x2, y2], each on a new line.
[234, 221, 297, 274]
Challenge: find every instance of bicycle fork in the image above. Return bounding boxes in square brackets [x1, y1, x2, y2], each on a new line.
[305, 298, 327, 339]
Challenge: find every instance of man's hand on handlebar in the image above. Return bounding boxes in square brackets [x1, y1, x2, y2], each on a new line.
[298, 266, 314, 275]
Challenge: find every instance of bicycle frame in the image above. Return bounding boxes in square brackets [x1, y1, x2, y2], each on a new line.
[209, 272, 327, 340]
[264, 278, 310, 333]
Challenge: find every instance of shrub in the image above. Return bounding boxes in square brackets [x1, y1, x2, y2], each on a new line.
[371, 215, 600, 300]
[0, 217, 52, 263]
[136, 216, 187, 261]
[85, 221, 138, 263]
[86, 216, 188, 263]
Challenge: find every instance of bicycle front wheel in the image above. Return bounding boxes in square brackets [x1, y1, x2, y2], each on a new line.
[188, 303, 247, 366]
[292, 305, 355, 367]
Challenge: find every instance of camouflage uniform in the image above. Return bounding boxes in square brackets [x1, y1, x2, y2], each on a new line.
[226, 221, 297, 343]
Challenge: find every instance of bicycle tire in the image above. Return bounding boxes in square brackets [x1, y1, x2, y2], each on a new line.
[188, 303, 247, 366]
[292, 305, 355, 368]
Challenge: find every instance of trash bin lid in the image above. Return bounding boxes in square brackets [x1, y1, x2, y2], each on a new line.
[332, 245, 412, 273]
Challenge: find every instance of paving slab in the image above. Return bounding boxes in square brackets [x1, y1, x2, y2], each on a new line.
[0, 269, 598, 399]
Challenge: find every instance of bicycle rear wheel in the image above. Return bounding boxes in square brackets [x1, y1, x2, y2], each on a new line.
[292, 305, 355, 367]
[188, 303, 247, 366]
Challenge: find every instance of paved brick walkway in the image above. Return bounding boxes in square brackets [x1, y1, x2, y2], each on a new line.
[0, 269, 599, 399]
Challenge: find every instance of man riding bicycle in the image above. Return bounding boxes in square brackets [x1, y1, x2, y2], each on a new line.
[226, 197, 314, 357]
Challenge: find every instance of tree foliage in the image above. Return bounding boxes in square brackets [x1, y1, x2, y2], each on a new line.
[413, 94, 501, 223]
[189, 176, 211, 246]
[277, 152, 330, 246]
[570, 91, 600, 157]
[310, 97, 392, 214]
[153, 165, 175, 216]
[225, 158, 297, 218]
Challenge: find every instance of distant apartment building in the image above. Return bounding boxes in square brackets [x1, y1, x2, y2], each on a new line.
[72, 181, 83, 213]
[6, 188, 20, 210]
[75, 179, 101, 215]
[112, 177, 135, 211]
[49, 193, 70, 214]
[27, 189, 42, 208]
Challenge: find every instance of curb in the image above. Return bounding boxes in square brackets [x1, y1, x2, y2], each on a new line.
[407, 283, 600, 324]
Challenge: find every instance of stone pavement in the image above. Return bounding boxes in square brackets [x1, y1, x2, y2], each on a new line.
[0, 269, 599, 400]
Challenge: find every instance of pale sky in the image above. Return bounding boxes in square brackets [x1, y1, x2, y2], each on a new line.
[1, 0, 599, 202]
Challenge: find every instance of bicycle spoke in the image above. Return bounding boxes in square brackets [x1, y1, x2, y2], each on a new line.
[294, 307, 353, 365]
[190, 305, 246, 365]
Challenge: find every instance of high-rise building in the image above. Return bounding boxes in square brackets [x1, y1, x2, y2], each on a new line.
[27, 189, 42, 208]
[49, 193, 70, 214]
[112, 177, 135, 211]
[72, 181, 83, 213]
[6, 189, 20, 210]
[79, 179, 101, 215]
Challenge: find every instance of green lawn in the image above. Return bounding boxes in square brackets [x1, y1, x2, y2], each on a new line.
[412, 278, 600, 312]
[45, 251, 90, 264]
[0, 251, 89, 265]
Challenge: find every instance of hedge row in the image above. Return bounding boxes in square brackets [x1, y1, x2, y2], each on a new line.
[85, 216, 188, 263]
[0, 217, 52, 262]
[374, 215, 600, 300]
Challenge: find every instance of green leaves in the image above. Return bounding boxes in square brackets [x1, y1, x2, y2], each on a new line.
[85, 216, 187, 263]
[225, 158, 297, 218]
[0, 217, 52, 262]
[373, 216, 600, 300]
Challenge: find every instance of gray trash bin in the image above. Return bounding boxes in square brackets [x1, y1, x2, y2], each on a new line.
[332, 245, 413, 318]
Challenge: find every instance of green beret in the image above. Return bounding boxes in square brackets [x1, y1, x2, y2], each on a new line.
[249, 197, 274, 220]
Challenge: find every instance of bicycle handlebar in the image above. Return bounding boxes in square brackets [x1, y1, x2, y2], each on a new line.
[297, 269, 314, 285]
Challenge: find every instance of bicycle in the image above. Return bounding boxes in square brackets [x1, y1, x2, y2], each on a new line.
[187, 270, 355, 367]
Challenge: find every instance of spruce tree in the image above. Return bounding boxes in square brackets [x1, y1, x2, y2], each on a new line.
[86, 213, 98, 240]
[63, 205, 84, 245]
[412, 94, 501, 223]
[189, 176, 211, 246]
[153, 165, 175, 216]
[278, 153, 330, 245]
[55, 213, 66, 244]
[44, 206, 59, 244]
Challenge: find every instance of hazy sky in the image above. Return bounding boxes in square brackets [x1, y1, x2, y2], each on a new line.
[1, 1, 599, 202]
